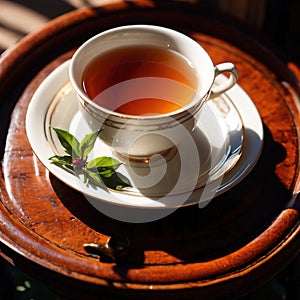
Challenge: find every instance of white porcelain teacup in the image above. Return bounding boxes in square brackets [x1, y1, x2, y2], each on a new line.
[69, 25, 238, 161]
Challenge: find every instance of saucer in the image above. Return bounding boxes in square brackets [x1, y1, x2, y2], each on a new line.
[26, 61, 263, 210]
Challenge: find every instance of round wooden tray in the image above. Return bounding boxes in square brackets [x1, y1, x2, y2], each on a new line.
[1, 1, 300, 299]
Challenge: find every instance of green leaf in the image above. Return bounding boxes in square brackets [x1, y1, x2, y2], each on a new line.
[52, 128, 80, 157]
[79, 130, 100, 158]
[87, 156, 122, 170]
[97, 168, 116, 178]
[82, 171, 89, 185]
[87, 156, 122, 178]
[49, 155, 73, 168]
[49, 128, 132, 191]
[85, 169, 103, 185]
[101, 172, 132, 190]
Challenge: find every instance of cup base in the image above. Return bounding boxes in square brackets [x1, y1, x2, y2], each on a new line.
[113, 146, 178, 165]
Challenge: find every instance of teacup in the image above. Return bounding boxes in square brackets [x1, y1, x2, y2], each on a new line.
[69, 25, 238, 161]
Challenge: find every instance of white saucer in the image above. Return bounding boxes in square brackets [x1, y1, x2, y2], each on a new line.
[26, 61, 263, 211]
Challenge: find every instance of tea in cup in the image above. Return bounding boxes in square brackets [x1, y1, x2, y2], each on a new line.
[69, 25, 238, 160]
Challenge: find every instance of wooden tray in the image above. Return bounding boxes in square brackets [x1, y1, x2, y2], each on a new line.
[1, 1, 300, 299]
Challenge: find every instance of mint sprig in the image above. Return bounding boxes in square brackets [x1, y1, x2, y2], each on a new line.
[49, 128, 131, 190]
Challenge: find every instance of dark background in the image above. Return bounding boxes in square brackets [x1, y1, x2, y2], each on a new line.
[1, 0, 299, 64]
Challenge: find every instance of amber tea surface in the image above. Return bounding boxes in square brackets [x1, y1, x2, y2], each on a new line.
[82, 45, 198, 115]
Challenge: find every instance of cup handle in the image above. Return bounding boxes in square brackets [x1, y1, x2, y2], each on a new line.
[210, 63, 238, 99]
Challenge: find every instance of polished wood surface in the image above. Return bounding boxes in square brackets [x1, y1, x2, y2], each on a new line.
[0, 1, 300, 299]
